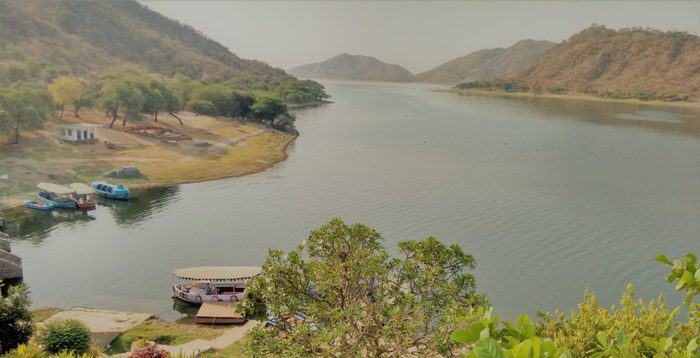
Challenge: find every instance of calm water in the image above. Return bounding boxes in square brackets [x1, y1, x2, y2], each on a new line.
[7, 81, 700, 319]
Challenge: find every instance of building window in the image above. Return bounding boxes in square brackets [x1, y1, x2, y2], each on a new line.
[68, 130, 72, 136]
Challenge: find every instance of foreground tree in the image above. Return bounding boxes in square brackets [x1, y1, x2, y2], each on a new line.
[241, 218, 482, 357]
[0, 284, 34, 354]
[47, 76, 86, 120]
[0, 81, 53, 144]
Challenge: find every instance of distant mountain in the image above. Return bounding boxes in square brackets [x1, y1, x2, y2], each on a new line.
[417, 40, 555, 84]
[503, 26, 700, 100]
[0, 0, 292, 84]
[289, 53, 416, 82]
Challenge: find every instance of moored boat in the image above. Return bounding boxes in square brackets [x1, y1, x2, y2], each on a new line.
[25, 199, 55, 211]
[92, 181, 130, 200]
[37, 183, 76, 209]
[172, 266, 261, 305]
[70, 183, 97, 210]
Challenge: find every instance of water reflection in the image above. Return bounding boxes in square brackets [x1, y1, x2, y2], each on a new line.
[457, 94, 700, 138]
[5, 186, 181, 242]
[171, 299, 199, 323]
[100, 186, 181, 227]
[3, 209, 96, 242]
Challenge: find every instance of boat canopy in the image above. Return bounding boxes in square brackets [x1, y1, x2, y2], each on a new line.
[70, 183, 95, 195]
[37, 182, 74, 195]
[174, 266, 262, 282]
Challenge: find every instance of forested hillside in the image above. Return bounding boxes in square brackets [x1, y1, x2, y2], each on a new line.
[417, 40, 554, 84]
[502, 26, 700, 100]
[0, 0, 291, 84]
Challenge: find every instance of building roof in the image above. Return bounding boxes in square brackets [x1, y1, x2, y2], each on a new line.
[57, 123, 102, 129]
[70, 183, 95, 195]
[37, 182, 74, 195]
[174, 266, 262, 281]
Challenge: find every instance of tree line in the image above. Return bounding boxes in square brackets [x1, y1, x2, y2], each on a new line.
[0, 73, 329, 144]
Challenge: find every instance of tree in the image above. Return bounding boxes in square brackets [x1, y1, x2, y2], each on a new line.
[241, 218, 482, 356]
[72, 83, 97, 118]
[250, 95, 287, 122]
[140, 80, 166, 122]
[97, 77, 146, 128]
[0, 284, 34, 354]
[0, 81, 53, 144]
[272, 112, 296, 131]
[48, 76, 87, 120]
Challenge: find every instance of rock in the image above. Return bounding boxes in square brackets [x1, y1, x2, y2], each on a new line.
[104, 166, 144, 179]
[193, 140, 211, 147]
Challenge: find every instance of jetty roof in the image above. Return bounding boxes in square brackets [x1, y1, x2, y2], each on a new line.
[70, 183, 95, 195]
[37, 182, 74, 195]
[174, 266, 262, 281]
[195, 302, 245, 324]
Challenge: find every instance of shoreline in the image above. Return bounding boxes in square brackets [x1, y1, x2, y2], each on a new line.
[0, 111, 300, 214]
[440, 88, 700, 109]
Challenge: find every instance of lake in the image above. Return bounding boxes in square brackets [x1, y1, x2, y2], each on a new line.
[8, 81, 700, 320]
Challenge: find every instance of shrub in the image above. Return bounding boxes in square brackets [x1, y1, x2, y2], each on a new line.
[0, 284, 34, 354]
[2, 342, 43, 358]
[548, 86, 566, 94]
[535, 285, 677, 356]
[185, 99, 217, 116]
[271, 113, 296, 130]
[38, 319, 91, 354]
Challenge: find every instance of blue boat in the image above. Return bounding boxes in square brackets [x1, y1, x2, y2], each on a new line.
[92, 181, 130, 200]
[25, 199, 55, 211]
[37, 183, 77, 209]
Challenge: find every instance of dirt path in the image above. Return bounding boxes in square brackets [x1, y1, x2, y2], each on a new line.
[110, 320, 260, 357]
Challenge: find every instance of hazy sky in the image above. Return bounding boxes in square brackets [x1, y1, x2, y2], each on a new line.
[142, 1, 700, 73]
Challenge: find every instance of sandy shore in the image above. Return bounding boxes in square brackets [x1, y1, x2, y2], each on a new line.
[0, 110, 296, 211]
[440, 88, 700, 109]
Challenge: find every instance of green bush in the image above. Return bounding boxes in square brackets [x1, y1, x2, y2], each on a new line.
[185, 99, 217, 116]
[0, 284, 34, 354]
[38, 319, 91, 354]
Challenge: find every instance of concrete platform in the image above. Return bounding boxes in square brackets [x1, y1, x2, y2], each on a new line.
[43, 307, 153, 348]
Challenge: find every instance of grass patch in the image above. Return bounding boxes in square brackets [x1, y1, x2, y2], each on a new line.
[31, 307, 62, 322]
[105, 319, 224, 355]
[200, 341, 246, 358]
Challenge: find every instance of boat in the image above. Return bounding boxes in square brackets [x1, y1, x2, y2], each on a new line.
[172, 266, 261, 305]
[37, 183, 76, 209]
[92, 181, 130, 200]
[69, 183, 97, 210]
[25, 199, 55, 211]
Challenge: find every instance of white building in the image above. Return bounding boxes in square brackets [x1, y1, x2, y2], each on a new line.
[57, 123, 101, 143]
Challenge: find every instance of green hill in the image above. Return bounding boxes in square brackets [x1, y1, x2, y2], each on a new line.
[288, 53, 416, 82]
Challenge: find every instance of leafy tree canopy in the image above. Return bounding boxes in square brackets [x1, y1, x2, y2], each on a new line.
[241, 218, 482, 357]
[47, 76, 87, 119]
[0, 81, 53, 143]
